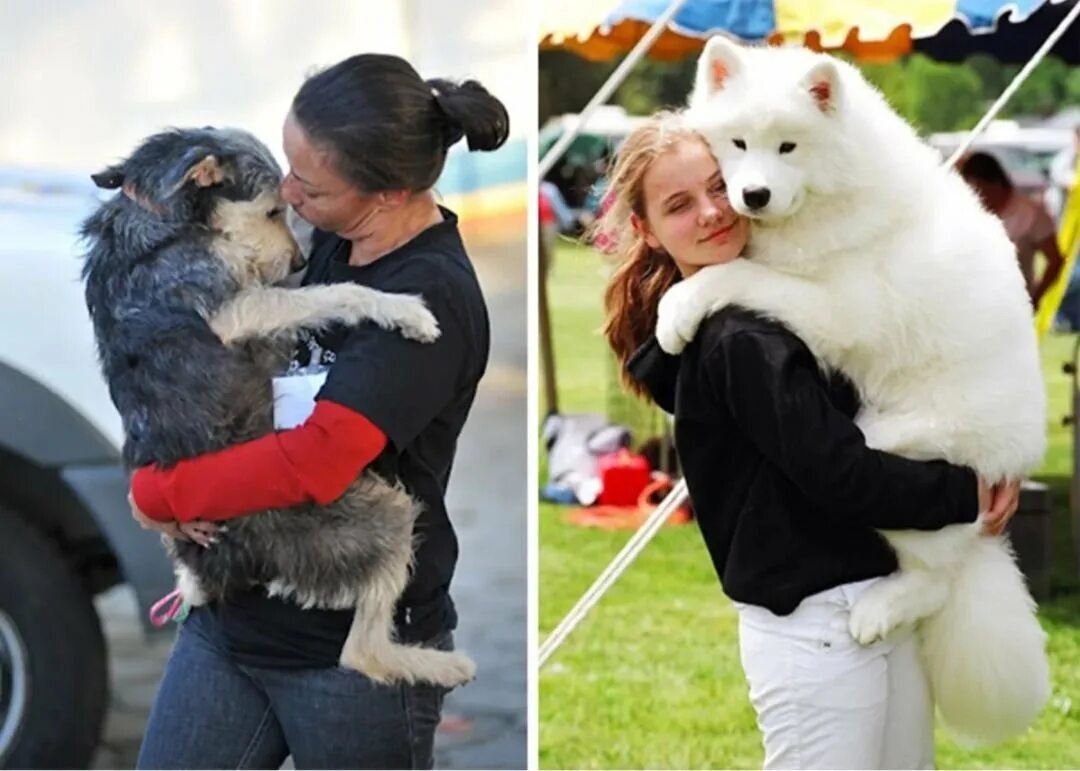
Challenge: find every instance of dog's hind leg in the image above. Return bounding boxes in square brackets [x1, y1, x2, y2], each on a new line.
[338, 552, 476, 687]
[175, 561, 208, 607]
[208, 284, 440, 345]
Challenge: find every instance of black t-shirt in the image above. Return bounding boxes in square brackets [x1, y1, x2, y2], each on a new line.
[629, 306, 978, 615]
[201, 206, 489, 668]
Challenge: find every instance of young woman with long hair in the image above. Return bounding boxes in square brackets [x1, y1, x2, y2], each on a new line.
[599, 112, 1020, 770]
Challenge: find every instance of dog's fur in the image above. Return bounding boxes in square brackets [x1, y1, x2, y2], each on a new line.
[81, 126, 475, 686]
[656, 39, 1050, 745]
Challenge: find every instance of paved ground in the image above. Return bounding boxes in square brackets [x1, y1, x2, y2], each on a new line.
[91, 236, 527, 770]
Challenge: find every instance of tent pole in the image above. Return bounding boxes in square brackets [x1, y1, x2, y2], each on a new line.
[538, 0, 691, 180]
[945, 0, 1080, 167]
[538, 230, 559, 414]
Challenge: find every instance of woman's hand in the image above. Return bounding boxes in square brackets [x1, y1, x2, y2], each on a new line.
[178, 521, 220, 549]
[976, 478, 1022, 536]
[128, 492, 188, 540]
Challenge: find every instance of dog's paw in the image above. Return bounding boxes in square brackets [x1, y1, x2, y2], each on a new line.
[656, 283, 700, 354]
[848, 592, 900, 645]
[384, 294, 441, 343]
[433, 653, 478, 687]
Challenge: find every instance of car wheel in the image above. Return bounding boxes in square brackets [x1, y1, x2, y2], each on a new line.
[0, 507, 108, 768]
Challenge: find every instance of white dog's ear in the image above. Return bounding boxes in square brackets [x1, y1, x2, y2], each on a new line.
[802, 60, 839, 114]
[694, 36, 742, 100]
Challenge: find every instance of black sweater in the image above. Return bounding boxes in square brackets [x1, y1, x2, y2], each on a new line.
[628, 307, 978, 615]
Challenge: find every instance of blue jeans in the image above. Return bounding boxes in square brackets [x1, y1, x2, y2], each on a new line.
[136, 609, 451, 769]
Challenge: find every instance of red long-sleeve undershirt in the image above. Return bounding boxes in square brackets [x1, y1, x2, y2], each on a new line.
[130, 399, 387, 524]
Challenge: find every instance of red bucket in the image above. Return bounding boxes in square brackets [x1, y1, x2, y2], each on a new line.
[596, 449, 652, 507]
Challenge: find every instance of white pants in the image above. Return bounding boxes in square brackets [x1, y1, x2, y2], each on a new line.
[736, 578, 934, 770]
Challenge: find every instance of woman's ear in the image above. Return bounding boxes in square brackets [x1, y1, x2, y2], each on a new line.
[631, 212, 661, 250]
[380, 189, 410, 208]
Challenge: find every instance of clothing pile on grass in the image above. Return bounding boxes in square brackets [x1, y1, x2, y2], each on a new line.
[540, 412, 691, 529]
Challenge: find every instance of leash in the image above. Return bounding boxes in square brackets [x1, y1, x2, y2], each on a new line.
[148, 588, 190, 627]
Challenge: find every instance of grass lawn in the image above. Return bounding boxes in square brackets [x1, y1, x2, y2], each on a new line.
[539, 240, 1080, 770]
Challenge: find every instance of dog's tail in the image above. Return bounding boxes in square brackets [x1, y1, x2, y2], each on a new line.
[920, 535, 1050, 746]
[338, 563, 476, 688]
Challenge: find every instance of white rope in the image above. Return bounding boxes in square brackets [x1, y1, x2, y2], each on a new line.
[538, 0, 691, 180]
[945, 0, 1080, 168]
[539, 478, 688, 668]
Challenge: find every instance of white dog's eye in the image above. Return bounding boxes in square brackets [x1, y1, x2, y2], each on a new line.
[266, 207, 284, 219]
[779, 142, 797, 154]
[733, 139, 746, 150]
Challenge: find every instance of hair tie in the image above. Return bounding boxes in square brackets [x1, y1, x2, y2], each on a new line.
[430, 88, 464, 150]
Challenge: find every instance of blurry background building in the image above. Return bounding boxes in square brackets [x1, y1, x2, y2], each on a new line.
[0, 0, 528, 239]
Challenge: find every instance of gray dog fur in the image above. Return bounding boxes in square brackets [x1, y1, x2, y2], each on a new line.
[80, 126, 475, 686]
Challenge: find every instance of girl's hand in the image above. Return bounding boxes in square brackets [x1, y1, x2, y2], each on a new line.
[977, 479, 1022, 536]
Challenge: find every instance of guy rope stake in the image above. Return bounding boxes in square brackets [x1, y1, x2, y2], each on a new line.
[539, 478, 688, 668]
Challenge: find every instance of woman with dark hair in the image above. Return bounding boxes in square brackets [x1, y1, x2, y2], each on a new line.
[128, 53, 509, 770]
[960, 150, 1065, 310]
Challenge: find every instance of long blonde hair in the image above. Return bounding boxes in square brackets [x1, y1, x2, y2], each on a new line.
[598, 111, 708, 397]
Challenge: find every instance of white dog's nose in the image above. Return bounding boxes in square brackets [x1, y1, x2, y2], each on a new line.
[743, 187, 771, 211]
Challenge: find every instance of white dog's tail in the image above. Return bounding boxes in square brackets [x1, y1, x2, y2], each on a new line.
[338, 564, 477, 688]
[920, 535, 1050, 745]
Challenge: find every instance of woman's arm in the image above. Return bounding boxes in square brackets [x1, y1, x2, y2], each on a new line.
[707, 328, 979, 530]
[131, 399, 386, 524]
[1032, 233, 1066, 310]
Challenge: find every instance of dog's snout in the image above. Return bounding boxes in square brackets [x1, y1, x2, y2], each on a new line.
[742, 187, 771, 211]
[290, 251, 308, 273]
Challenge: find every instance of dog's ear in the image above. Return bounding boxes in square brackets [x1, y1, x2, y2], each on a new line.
[164, 148, 232, 197]
[802, 60, 839, 114]
[175, 154, 229, 192]
[694, 36, 742, 101]
[91, 164, 125, 190]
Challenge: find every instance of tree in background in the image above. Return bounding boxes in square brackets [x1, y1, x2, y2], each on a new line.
[540, 50, 1080, 134]
[859, 55, 984, 132]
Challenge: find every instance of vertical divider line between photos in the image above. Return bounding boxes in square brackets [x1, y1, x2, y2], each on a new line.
[525, 0, 542, 765]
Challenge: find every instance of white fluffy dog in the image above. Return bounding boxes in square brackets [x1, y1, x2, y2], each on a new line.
[656, 37, 1051, 745]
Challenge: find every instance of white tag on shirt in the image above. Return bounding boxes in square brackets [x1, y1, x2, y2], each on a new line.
[272, 370, 329, 429]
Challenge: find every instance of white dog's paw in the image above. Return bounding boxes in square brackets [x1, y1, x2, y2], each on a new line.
[656, 283, 703, 354]
[848, 591, 901, 645]
[380, 294, 441, 343]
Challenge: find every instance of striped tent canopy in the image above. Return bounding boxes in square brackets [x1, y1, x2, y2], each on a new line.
[540, 0, 1080, 62]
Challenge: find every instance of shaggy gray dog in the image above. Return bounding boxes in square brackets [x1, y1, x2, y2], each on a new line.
[80, 126, 475, 686]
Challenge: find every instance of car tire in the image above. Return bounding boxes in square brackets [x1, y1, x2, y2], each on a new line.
[0, 506, 108, 769]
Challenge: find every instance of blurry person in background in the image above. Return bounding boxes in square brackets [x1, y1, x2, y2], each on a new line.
[960, 151, 1065, 311]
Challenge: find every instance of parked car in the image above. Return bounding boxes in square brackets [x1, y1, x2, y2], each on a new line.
[0, 169, 173, 768]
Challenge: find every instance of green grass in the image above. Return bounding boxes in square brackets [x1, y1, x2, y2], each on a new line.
[539, 240, 1080, 770]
